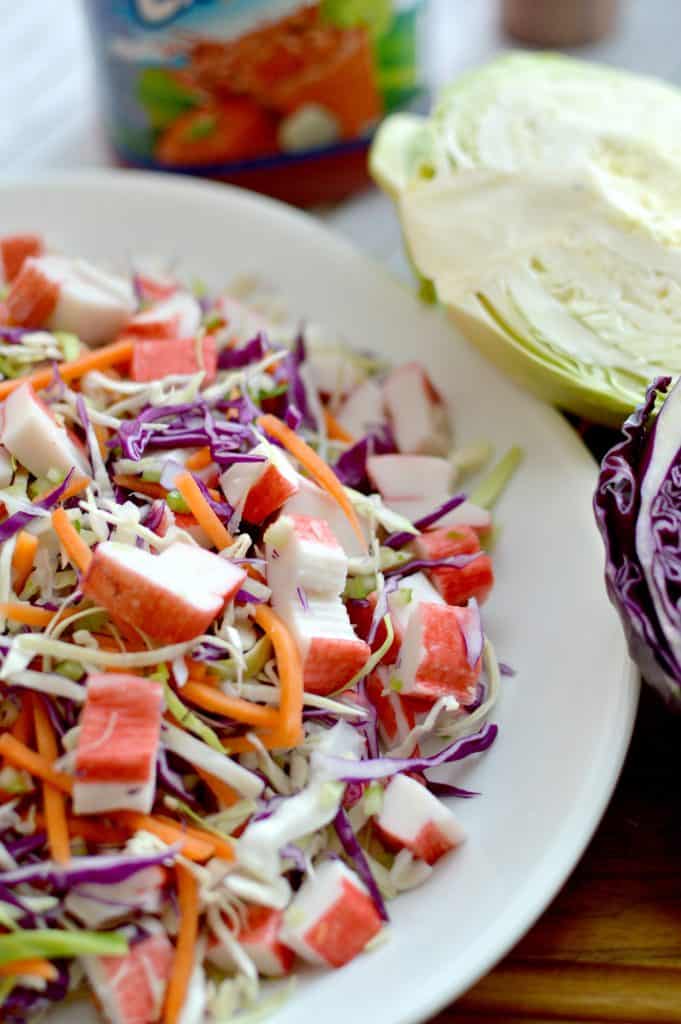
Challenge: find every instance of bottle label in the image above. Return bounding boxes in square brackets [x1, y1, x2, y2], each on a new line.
[85, 0, 425, 176]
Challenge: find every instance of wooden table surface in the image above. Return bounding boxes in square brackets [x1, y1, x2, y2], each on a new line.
[430, 685, 681, 1024]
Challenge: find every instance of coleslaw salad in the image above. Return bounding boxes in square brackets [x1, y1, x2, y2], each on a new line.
[0, 234, 520, 1023]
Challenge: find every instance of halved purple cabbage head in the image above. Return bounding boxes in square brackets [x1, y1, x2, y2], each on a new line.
[593, 375, 681, 705]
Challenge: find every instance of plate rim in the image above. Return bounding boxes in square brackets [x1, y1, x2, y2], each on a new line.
[0, 169, 641, 1023]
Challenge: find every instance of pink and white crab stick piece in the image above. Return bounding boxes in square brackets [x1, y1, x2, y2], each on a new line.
[73, 674, 163, 815]
[124, 291, 202, 340]
[283, 476, 367, 557]
[336, 377, 384, 439]
[414, 526, 495, 606]
[265, 515, 370, 695]
[7, 255, 136, 345]
[130, 335, 218, 384]
[208, 906, 294, 977]
[348, 571, 442, 666]
[82, 931, 174, 1024]
[366, 668, 418, 750]
[220, 441, 299, 524]
[281, 859, 382, 967]
[283, 594, 371, 695]
[395, 601, 481, 703]
[366, 453, 452, 523]
[1, 382, 89, 479]
[266, 514, 348, 596]
[376, 773, 465, 865]
[82, 541, 246, 644]
[0, 233, 43, 283]
[367, 453, 492, 530]
[382, 362, 451, 456]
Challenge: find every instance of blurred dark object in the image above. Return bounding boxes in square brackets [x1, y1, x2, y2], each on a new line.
[502, 0, 619, 46]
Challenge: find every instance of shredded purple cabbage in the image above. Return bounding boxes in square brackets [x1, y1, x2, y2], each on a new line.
[235, 587, 267, 605]
[314, 722, 498, 781]
[384, 495, 468, 550]
[214, 393, 260, 427]
[0, 469, 75, 544]
[334, 425, 396, 490]
[112, 403, 256, 462]
[217, 333, 267, 370]
[384, 552, 481, 579]
[0, 848, 178, 889]
[143, 500, 166, 533]
[414, 494, 467, 532]
[285, 406, 302, 430]
[274, 332, 315, 429]
[217, 453, 265, 467]
[42, 362, 67, 405]
[333, 807, 389, 921]
[193, 474, 233, 523]
[75, 395, 100, 480]
[367, 577, 399, 646]
[427, 780, 479, 799]
[465, 679, 485, 713]
[0, 327, 29, 343]
[4, 832, 47, 860]
[3, 960, 69, 1022]
[157, 749, 200, 809]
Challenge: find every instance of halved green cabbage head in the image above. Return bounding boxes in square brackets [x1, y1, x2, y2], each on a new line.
[370, 53, 681, 425]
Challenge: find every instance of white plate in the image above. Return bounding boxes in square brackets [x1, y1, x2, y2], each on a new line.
[0, 172, 637, 1024]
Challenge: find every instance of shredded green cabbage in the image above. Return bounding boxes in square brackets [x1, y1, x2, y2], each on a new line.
[0, 929, 128, 966]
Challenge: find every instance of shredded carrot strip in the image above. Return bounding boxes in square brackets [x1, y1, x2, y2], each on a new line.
[0, 339, 134, 400]
[255, 604, 303, 747]
[0, 959, 58, 981]
[0, 745, 223, 864]
[9, 697, 33, 746]
[11, 531, 38, 594]
[257, 413, 366, 548]
[0, 734, 73, 793]
[186, 660, 208, 681]
[113, 474, 168, 500]
[112, 812, 214, 863]
[0, 600, 86, 628]
[164, 863, 199, 1024]
[154, 815, 233, 863]
[51, 507, 92, 573]
[93, 422, 109, 460]
[37, 475, 91, 505]
[195, 768, 239, 808]
[35, 813, 128, 847]
[220, 735, 259, 754]
[185, 447, 212, 471]
[182, 681, 280, 730]
[32, 696, 70, 864]
[0, 602, 56, 628]
[323, 407, 355, 444]
[174, 471, 232, 551]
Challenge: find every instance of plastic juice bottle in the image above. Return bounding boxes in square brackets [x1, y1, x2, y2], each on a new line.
[84, 0, 426, 206]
